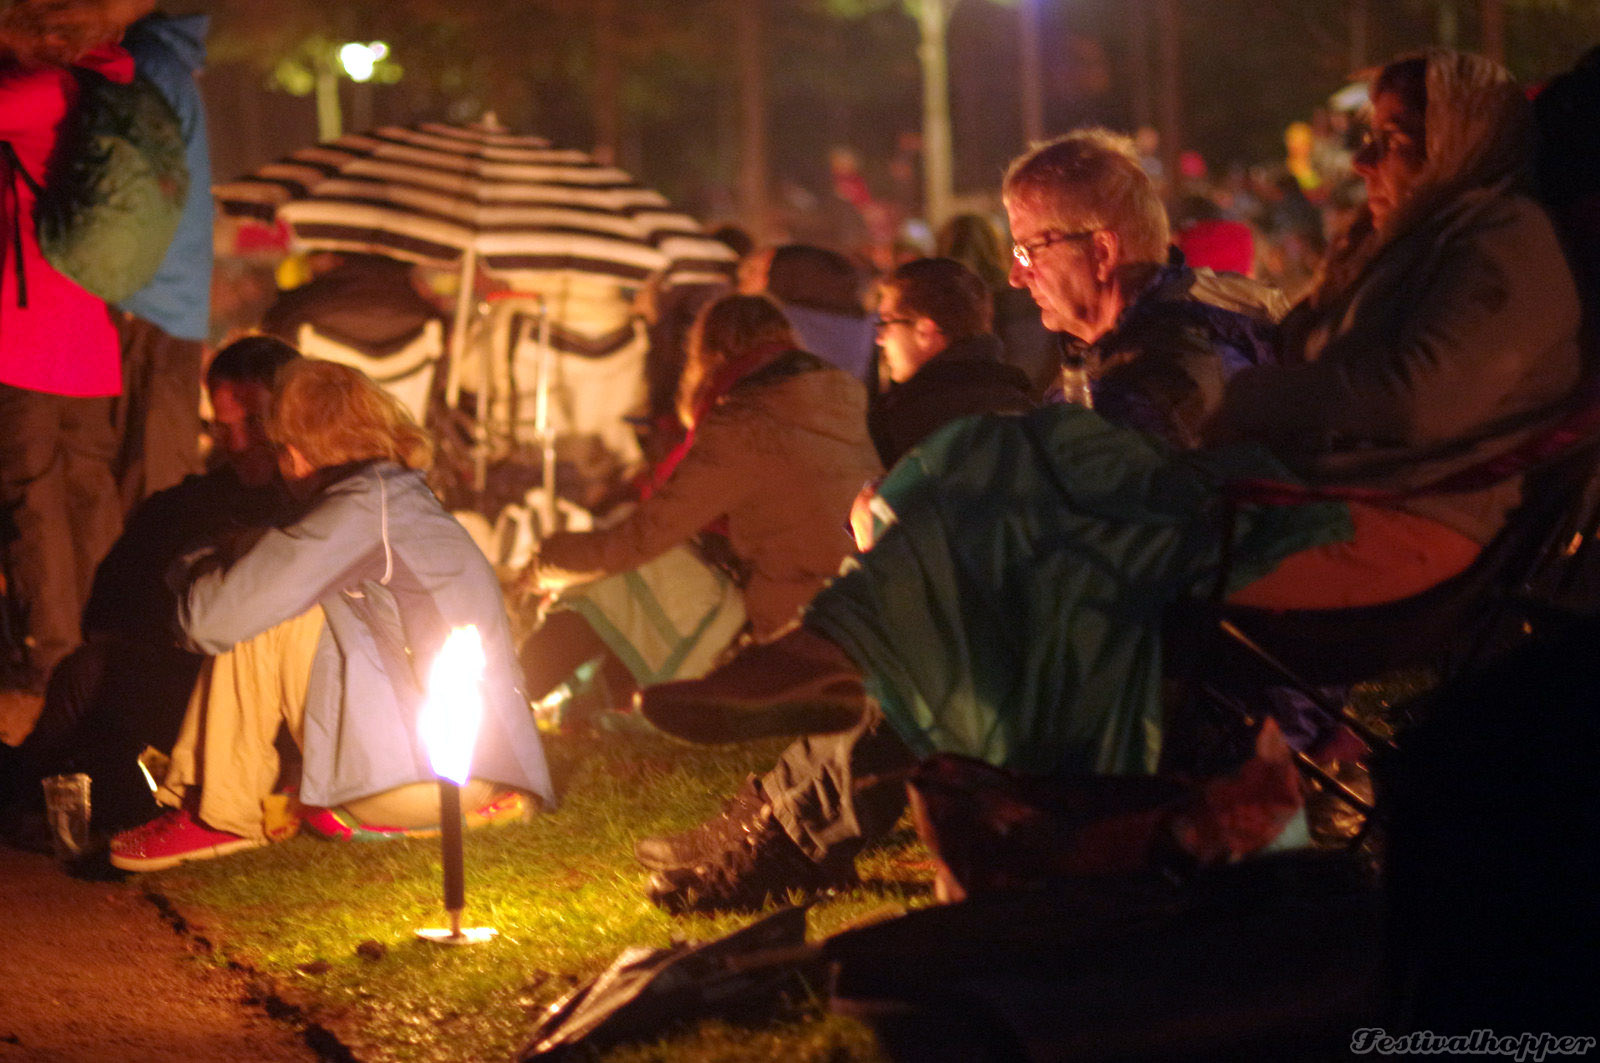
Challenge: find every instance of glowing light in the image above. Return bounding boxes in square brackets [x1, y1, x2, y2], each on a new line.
[338, 41, 389, 83]
[419, 625, 486, 785]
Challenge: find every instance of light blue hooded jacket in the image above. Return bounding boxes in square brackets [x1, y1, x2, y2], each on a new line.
[177, 462, 556, 811]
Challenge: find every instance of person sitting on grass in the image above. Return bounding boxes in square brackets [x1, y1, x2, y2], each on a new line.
[1, 335, 300, 838]
[514, 293, 881, 727]
[109, 359, 555, 871]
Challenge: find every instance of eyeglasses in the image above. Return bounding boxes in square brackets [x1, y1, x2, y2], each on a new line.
[1011, 228, 1097, 268]
[873, 315, 917, 331]
[1356, 126, 1421, 163]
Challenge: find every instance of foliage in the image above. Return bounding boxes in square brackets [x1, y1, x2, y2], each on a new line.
[144, 728, 927, 1062]
[189, 0, 1600, 226]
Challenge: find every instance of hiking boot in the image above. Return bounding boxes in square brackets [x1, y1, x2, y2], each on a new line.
[637, 625, 867, 744]
[641, 800, 858, 914]
[634, 775, 770, 870]
[108, 808, 266, 872]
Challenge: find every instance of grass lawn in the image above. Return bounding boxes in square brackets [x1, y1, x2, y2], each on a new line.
[138, 728, 934, 1062]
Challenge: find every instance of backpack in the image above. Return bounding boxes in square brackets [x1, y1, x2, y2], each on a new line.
[7, 69, 189, 305]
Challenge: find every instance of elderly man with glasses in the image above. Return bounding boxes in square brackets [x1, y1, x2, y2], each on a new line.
[1003, 129, 1287, 448]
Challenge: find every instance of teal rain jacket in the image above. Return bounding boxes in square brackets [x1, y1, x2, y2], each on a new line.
[805, 405, 1351, 777]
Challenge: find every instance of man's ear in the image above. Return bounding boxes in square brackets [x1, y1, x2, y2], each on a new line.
[1090, 229, 1122, 284]
[912, 315, 946, 357]
[284, 444, 316, 480]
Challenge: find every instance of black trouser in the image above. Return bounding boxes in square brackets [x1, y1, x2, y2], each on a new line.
[7, 636, 200, 829]
[763, 705, 919, 872]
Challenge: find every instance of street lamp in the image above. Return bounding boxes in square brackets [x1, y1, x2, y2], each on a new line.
[338, 41, 390, 84]
[312, 39, 394, 140]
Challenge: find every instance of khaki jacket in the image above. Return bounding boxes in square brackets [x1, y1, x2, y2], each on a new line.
[536, 352, 882, 636]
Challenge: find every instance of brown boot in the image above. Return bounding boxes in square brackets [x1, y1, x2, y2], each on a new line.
[636, 625, 867, 744]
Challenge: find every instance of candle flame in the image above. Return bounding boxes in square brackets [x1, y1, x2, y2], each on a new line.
[419, 625, 487, 785]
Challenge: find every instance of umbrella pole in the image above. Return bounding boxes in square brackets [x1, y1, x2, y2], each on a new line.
[444, 248, 492, 495]
[445, 247, 477, 411]
[533, 298, 558, 532]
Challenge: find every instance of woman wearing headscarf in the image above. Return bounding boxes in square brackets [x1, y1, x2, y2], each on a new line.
[1213, 48, 1584, 609]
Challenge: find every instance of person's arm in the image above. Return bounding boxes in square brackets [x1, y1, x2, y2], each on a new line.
[530, 408, 757, 592]
[176, 477, 379, 653]
[1214, 201, 1580, 452]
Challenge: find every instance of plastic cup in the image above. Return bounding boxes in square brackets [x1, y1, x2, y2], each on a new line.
[41, 773, 91, 860]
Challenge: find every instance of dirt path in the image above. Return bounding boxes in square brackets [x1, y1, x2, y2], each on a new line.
[0, 845, 327, 1063]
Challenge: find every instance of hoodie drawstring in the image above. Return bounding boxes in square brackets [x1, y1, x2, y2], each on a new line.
[343, 469, 394, 599]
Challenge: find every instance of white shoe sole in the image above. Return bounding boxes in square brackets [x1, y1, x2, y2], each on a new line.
[109, 835, 267, 872]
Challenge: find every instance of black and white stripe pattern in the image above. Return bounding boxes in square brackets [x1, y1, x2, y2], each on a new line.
[214, 122, 735, 289]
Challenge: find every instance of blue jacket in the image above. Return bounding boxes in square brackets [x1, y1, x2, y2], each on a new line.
[783, 304, 876, 382]
[178, 462, 556, 810]
[116, 13, 211, 341]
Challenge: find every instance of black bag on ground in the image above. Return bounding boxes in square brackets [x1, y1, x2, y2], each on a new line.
[517, 906, 822, 1061]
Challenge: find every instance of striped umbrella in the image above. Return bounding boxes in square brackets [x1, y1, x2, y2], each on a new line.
[214, 118, 735, 402]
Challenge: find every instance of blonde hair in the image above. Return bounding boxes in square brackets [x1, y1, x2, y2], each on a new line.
[1002, 129, 1171, 264]
[269, 359, 433, 473]
[675, 294, 796, 427]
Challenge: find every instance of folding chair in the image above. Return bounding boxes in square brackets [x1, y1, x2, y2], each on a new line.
[296, 319, 444, 426]
[1164, 394, 1600, 840]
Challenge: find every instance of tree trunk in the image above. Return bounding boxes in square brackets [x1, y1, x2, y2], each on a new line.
[594, 0, 620, 165]
[1018, 0, 1044, 146]
[314, 53, 342, 141]
[1127, 0, 1153, 133]
[1156, 0, 1182, 195]
[1436, 0, 1460, 49]
[735, 0, 771, 237]
[1480, 0, 1505, 66]
[1349, 0, 1370, 74]
[915, 0, 959, 230]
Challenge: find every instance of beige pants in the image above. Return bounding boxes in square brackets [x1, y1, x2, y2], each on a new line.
[160, 608, 325, 839]
[160, 608, 492, 839]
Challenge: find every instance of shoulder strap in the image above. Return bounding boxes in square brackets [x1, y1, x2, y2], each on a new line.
[0, 140, 41, 309]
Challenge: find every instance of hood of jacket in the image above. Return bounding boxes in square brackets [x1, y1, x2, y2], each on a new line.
[781, 303, 876, 380]
[123, 13, 207, 72]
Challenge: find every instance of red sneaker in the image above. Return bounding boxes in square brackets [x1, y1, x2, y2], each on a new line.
[109, 809, 266, 872]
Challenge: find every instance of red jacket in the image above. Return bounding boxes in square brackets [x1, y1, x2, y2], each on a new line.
[0, 44, 131, 396]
